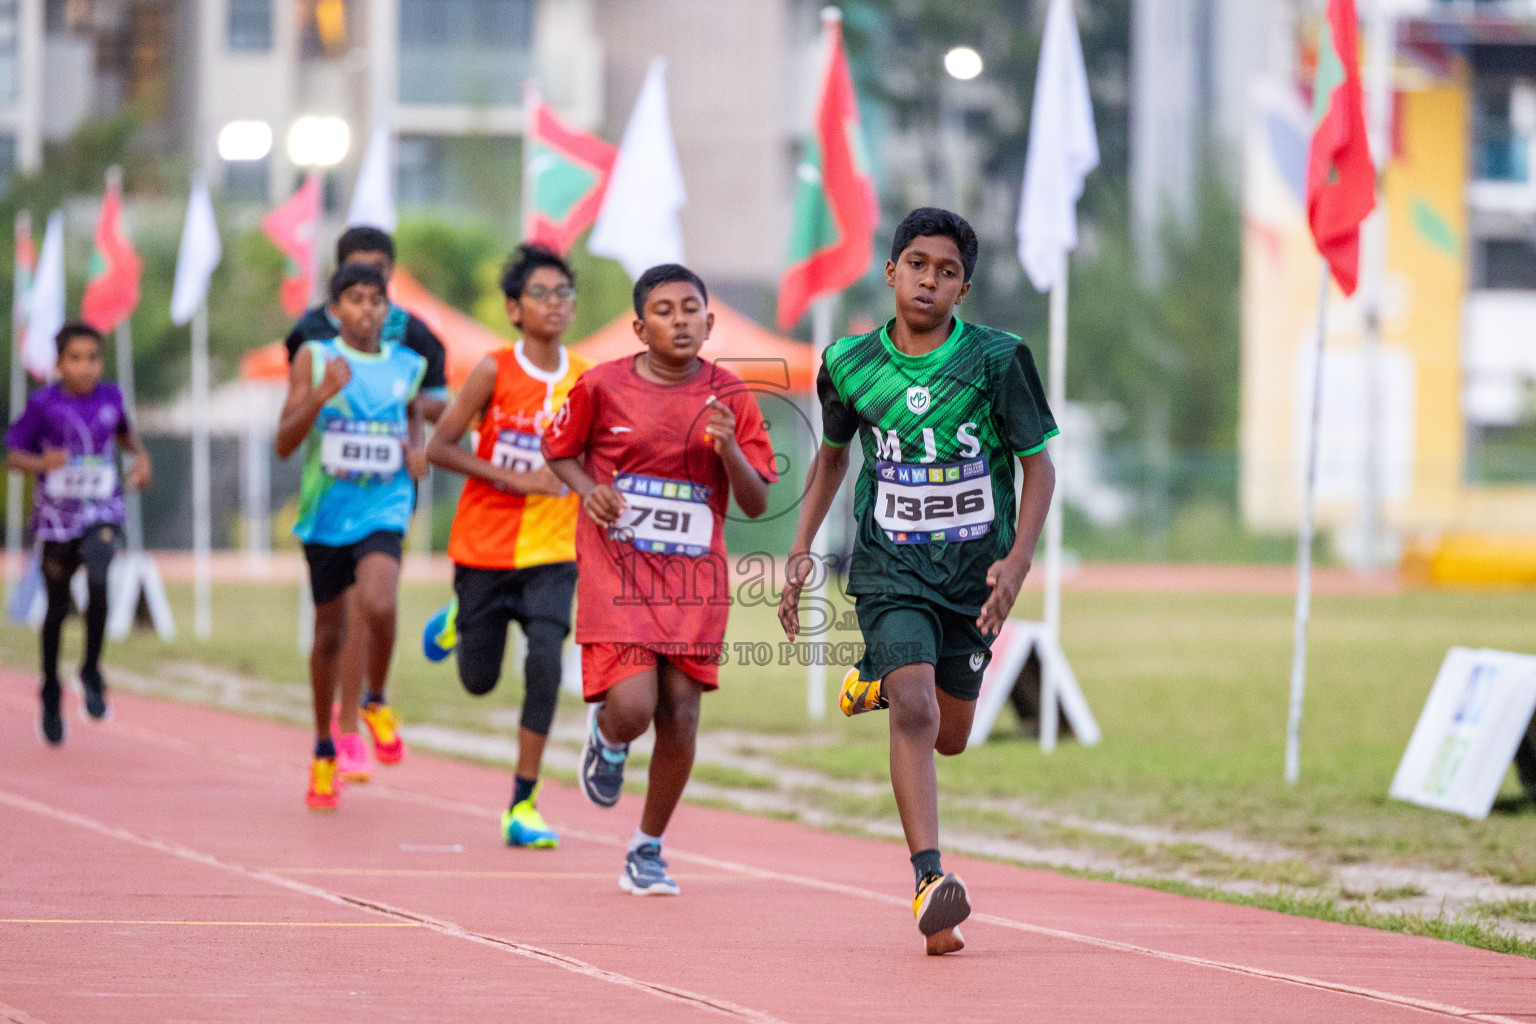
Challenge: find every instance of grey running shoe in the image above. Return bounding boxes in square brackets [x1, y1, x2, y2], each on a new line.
[620, 843, 680, 896]
[580, 703, 627, 808]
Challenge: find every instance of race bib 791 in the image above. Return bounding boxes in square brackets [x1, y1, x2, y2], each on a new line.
[320, 420, 404, 482]
[609, 473, 713, 557]
[874, 457, 994, 544]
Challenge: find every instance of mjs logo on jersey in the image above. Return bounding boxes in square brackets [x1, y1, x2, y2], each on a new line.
[906, 386, 931, 415]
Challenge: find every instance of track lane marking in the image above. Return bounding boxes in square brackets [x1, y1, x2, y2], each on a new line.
[8, 695, 1527, 1024]
[0, 919, 420, 927]
[0, 788, 790, 1024]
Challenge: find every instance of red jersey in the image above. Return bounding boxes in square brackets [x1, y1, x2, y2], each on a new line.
[541, 356, 778, 646]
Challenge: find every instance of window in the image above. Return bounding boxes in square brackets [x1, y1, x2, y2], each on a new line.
[0, 134, 15, 199]
[398, 0, 533, 105]
[1476, 238, 1536, 290]
[228, 0, 272, 52]
[222, 156, 269, 204]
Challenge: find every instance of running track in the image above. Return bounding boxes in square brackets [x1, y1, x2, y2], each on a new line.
[1, 672, 1531, 1024]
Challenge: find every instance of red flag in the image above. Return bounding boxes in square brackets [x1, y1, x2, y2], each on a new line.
[262, 170, 323, 316]
[776, 11, 879, 331]
[523, 86, 617, 255]
[1306, 0, 1376, 296]
[80, 171, 143, 332]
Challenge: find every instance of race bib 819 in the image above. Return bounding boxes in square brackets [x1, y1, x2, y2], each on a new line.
[609, 473, 713, 557]
[874, 457, 994, 544]
[320, 420, 404, 482]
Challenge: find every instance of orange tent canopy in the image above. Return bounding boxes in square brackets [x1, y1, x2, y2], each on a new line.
[239, 267, 515, 387]
[572, 302, 813, 392]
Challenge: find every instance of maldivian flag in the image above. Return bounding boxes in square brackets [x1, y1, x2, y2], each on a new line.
[776, 9, 878, 331]
[80, 168, 143, 333]
[263, 170, 323, 316]
[523, 85, 617, 255]
[1307, 0, 1376, 296]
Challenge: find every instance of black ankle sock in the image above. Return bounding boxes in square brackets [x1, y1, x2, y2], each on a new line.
[512, 775, 537, 808]
[364, 693, 384, 709]
[911, 848, 944, 890]
[314, 737, 337, 759]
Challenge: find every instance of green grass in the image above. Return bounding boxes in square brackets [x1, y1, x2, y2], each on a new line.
[9, 579, 1536, 890]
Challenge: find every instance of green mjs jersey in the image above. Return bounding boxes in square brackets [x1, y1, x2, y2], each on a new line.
[819, 317, 1057, 614]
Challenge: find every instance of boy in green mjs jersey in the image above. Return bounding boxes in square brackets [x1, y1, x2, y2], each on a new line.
[779, 208, 1057, 956]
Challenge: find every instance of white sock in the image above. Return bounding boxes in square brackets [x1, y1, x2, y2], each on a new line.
[629, 828, 663, 853]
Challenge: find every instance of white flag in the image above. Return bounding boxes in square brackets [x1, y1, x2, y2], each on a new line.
[589, 57, 688, 280]
[1017, 0, 1100, 293]
[22, 211, 64, 380]
[347, 124, 397, 232]
[171, 174, 222, 327]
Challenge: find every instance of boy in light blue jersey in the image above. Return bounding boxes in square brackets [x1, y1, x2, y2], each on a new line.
[275, 263, 428, 809]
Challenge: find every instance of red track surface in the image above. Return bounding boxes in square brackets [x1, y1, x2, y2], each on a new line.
[2, 670, 1532, 1023]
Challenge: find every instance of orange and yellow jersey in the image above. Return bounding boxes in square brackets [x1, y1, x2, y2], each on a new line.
[447, 342, 591, 570]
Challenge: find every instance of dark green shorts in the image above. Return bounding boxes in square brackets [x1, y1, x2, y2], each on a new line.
[853, 594, 992, 702]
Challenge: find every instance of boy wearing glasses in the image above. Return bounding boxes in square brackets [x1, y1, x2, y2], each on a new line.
[425, 244, 590, 847]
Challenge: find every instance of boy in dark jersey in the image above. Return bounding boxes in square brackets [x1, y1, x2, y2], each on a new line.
[544, 264, 776, 895]
[779, 209, 1057, 954]
[285, 226, 447, 776]
[6, 322, 152, 744]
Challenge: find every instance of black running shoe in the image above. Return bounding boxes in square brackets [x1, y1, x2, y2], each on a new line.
[580, 703, 628, 808]
[80, 666, 109, 721]
[40, 693, 64, 746]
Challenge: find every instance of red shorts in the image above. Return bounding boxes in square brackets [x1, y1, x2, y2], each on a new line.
[580, 642, 722, 702]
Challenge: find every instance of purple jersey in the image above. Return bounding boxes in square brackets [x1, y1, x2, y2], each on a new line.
[6, 382, 129, 541]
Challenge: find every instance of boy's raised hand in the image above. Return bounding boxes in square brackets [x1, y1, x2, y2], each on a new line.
[40, 449, 67, 473]
[317, 355, 352, 401]
[977, 555, 1030, 637]
[582, 484, 627, 527]
[703, 397, 738, 456]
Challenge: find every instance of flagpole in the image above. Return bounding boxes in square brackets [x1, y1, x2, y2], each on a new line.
[1040, 274, 1068, 753]
[1287, 264, 1332, 785]
[191, 303, 212, 639]
[806, 293, 837, 720]
[5, 211, 27, 602]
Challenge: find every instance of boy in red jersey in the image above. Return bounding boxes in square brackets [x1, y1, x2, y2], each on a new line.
[543, 263, 776, 895]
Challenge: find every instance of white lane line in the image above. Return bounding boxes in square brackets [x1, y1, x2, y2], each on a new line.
[0, 788, 790, 1024]
[0, 998, 49, 1024]
[370, 783, 1530, 1024]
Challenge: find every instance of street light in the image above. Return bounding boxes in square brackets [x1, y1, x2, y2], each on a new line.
[287, 116, 350, 167]
[944, 46, 983, 81]
[218, 120, 273, 161]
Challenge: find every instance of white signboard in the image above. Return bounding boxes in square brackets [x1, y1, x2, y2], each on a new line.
[1389, 647, 1536, 819]
[967, 619, 1101, 750]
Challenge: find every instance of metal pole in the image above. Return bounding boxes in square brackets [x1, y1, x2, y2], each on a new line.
[1041, 274, 1068, 753]
[191, 304, 212, 639]
[1287, 264, 1332, 785]
[7, 210, 30, 601]
[1357, 0, 1395, 571]
[806, 294, 836, 720]
[116, 322, 145, 555]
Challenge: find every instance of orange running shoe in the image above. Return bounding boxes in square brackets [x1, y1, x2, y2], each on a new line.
[306, 756, 341, 811]
[839, 668, 888, 716]
[361, 701, 406, 765]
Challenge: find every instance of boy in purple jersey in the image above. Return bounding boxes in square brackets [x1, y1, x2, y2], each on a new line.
[6, 322, 151, 744]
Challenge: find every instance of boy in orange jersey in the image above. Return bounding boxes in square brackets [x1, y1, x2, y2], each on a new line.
[426, 244, 591, 847]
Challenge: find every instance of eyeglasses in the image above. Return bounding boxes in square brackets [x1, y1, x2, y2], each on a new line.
[525, 284, 576, 303]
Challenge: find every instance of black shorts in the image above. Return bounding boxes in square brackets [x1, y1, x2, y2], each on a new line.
[41, 523, 119, 588]
[853, 593, 992, 702]
[453, 561, 577, 653]
[303, 530, 404, 606]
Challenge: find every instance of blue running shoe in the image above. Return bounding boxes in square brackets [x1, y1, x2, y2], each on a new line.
[580, 703, 627, 808]
[620, 843, 679, 896]
[422, 599, 458, 663]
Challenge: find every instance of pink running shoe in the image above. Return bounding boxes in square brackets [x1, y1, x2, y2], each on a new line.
[336, 732, 372, 783]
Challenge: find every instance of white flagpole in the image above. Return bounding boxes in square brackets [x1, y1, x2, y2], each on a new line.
[1040, 274, 1068, 752]
[806, 294, 837, 720]
[191, 304, 212, 639]
[1286, 264, 1333, 784]
[5, 211, 27, 602]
